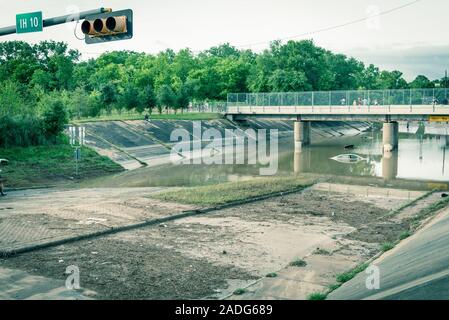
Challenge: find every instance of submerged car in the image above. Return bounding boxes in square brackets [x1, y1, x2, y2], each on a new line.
[331, 154, 367, 164]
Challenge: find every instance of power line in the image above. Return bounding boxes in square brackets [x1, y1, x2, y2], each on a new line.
[235, 0, 423, 49]
[79, 0, 424, 57]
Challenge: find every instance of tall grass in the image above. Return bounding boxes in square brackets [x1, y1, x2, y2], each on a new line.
[0, 115, 47, 148]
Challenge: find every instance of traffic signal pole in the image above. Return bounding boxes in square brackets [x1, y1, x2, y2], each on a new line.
[0, 8, 111, 37]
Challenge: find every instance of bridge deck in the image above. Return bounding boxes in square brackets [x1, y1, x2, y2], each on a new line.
[226, 105, 449, 122]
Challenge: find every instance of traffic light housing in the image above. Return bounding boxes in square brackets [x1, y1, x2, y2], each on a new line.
[81, 9, 133, 44]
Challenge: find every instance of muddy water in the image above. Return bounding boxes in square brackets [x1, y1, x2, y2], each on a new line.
[85, 123, 449, 188]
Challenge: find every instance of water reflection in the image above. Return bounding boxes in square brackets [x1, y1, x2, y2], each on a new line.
[293, 148, 311, 174]
[382, 151, 398, 182]
[85, 125, 449, 188]
[288, 132, 449, 182]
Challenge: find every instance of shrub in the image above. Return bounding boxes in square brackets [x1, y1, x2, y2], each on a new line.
[307, 292, 327, 300]
[42, 99, 68, 142]
[0, 115, 45, 148]
[290, 259, 307, 267]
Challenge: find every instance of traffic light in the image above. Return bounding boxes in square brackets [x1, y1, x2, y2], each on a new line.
[81, 9, 133, 44]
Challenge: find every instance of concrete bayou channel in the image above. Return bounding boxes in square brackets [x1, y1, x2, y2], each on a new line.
[1, 118, 449, 300]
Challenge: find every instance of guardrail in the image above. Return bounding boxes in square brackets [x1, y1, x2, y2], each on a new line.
[227, 88, 449, 108]
[225, 104, 449, 116]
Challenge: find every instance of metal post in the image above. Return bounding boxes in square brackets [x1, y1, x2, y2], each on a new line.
[75, 147, 79, 176]
[0, 8, 111, 37]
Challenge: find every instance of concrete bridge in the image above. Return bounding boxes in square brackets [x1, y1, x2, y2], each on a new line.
[226, 88, 449, 151]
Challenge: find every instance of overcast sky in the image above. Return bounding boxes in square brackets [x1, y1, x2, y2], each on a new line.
[1, 0, 448, 80]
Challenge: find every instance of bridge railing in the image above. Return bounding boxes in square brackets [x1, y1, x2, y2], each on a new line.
[227, 88, 449, 108]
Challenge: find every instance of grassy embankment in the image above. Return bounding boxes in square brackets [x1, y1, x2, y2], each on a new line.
[0, 142, 123, 189]
[152, 176, 315, 206]
[73, 112, 222, 123]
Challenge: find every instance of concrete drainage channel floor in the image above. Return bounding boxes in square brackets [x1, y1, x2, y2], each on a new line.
[0, 187, 190, 254]
[0, 183, 440, 300]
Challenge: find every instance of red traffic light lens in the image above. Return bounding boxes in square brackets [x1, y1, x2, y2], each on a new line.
[81, 21, 91, 35]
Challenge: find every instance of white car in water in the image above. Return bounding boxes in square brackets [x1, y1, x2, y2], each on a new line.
[331, 154, 367, 164]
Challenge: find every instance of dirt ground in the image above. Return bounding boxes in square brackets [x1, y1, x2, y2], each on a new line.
[0, 187, 196, 252]
[0, 183, 432, 300]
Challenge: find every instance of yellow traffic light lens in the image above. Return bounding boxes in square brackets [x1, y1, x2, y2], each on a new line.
[93, 19, 104, 33]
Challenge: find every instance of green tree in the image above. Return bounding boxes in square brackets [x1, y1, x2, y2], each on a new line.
[410, 75, 434, 89]
[138, 85, 157, 114]
[99, 83, 118, 114]
[42, 98, 68, 142]
[119, 83, 141, 112]
[0, 80, 29, 116]
[377, 70, 408, 89]
[156, 84, 176, 113]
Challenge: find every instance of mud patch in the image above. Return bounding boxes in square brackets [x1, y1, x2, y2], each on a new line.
[0, 236, 255, 300]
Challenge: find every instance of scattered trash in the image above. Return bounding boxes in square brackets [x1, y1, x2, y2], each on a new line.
[344, 145, 355, 150]
[222, 250, 228, 255]
[91, 252, 98, 255]
[77, 217, 108, 225]
[58, 259, 64, 263]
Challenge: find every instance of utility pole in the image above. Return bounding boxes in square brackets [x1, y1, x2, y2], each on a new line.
[445, 70, 448, 88]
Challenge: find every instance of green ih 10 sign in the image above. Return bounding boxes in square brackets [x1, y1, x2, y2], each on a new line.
[16, 11, 43, 34]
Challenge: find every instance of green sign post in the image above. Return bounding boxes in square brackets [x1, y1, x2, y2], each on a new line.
[16, 11, 43, 34]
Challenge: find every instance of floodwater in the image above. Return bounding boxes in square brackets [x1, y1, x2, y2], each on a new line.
[85, 123, 449, 188]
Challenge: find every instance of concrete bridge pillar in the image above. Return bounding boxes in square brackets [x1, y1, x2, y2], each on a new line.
[382, 151, 398, 181]
[294, 148, 311, 174]
[294, 121, 311, 148]
[383, 121, 399, 152]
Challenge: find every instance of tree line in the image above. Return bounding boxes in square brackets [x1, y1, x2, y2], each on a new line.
[0, 39, 446, 146]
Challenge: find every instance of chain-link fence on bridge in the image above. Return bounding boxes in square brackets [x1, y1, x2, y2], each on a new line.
[227, 88, 449, 107]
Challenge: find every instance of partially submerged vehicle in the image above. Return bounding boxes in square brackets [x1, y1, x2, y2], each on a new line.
[331, 154, 367, 164]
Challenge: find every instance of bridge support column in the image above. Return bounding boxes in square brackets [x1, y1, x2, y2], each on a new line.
[382, 150, 398, 181]
[294, 147, 311, 174]
[294, 121, 311, 149]
[383, 121, 399, 152]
